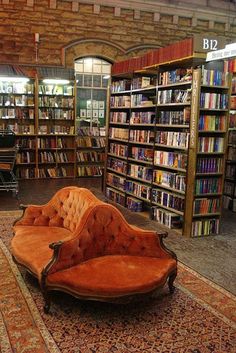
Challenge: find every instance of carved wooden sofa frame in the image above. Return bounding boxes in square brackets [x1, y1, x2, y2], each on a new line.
[11, 187, 177, 313]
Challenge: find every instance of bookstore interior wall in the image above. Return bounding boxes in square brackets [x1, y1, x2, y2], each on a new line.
[0, 0, 236, 67]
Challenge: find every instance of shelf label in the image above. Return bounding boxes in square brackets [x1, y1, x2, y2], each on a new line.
[194, 34, 226, 53]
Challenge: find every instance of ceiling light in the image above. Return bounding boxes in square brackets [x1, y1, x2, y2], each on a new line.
[43, 79, 70, 84]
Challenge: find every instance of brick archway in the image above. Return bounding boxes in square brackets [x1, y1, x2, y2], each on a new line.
[62, 39, 160, 68]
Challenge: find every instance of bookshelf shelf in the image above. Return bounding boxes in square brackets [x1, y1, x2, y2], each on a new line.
[105, 62, 231, 237]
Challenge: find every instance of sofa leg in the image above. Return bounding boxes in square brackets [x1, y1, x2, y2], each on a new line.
[168, 270, 177, 294]
[43, 292, 51, 314]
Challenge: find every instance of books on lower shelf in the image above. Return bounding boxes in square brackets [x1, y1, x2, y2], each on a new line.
[125, 180, 151, 200]
[77, 166, 102, 177]
[107, 173, 126, 191]
[126, 196, 143, 212]
[130, 129, 154, 144]
[16, 151, 35, 163]
[152, 207, 183, 229]
[109, 127, 129, 141]
[110, 111, 129, 124]
[131, 147, 153, 162]
[16, 167, 36, 179]
[110, 96, 131, 108]
[109, 143, 128, 158]
[128, 164, 153, 181]
[202, 68, 228, 86]
[106, 187, 125, 206]
[107, 157, 127, 174]
[152, 188, 185, 212]
[130, 111, 155, 124]
[191, 218, 219, 237]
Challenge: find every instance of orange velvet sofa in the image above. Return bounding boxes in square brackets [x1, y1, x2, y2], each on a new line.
[11, 186, 177, 313]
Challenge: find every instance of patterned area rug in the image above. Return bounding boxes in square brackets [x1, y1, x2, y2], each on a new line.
[0, 214, 236, 353]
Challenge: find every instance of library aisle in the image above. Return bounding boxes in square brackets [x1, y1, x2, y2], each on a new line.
[0, 178, 235, 295]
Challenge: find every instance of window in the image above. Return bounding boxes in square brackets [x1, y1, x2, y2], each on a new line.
[74, 57, 111, 130]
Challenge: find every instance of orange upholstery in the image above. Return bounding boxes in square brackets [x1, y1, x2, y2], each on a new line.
[47, 256, 177, 297]
[11, 186, 177, 313]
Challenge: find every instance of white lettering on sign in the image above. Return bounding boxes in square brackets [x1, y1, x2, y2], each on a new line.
[190, 77, 199, 148]
[203, 38, 218, 51]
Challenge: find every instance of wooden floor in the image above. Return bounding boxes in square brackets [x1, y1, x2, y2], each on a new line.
[0, 178, 236, 295]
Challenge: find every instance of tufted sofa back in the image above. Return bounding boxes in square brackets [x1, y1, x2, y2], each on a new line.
[48, 204, 171, 274]
[16, 187, 104, 233]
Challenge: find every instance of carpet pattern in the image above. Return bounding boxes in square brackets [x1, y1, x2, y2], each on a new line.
[0, 215, 236, 353]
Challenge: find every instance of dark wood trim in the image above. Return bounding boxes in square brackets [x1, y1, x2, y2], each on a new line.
[12, 204, 28, 226]
[157, 231, 177, 261]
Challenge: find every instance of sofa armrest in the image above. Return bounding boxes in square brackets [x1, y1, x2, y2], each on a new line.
[14, 204, 46, 226]
[43, 204, 176, 277]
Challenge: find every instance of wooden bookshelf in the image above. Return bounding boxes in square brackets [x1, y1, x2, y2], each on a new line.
[223, 60, 236, 212]
[105, 62, 231, 237]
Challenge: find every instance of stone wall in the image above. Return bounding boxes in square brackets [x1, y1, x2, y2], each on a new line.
[0, 0, 236, 67]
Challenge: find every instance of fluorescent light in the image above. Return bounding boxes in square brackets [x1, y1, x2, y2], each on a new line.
[43, 79, 70, 84]
[0, 76, 29, 83]
[103, 75, 110, 79]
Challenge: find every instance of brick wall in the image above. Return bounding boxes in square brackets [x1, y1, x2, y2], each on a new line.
[0, 0, 235, 68]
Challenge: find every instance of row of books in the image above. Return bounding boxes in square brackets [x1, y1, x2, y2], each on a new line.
[130, 147, 153, 162]
[154, 151, 187, 170]
[109, 127, 129, 141]
[110, 80, 131, 93]
[77, 166, 103, 176]
[38, 125, 74, 135]
[196, 157, 222, 173]
[106, 187, 125, 206]
[16, 167, 36, 179]
[154, 170, 186, 192]
[130, 111, 155, 124]
[39, 151, 69, 163]
[130, 129, 154, 144]
[17, 138, 36, 149]
[0, 95, 34, 107]
[39, 109, 74, 120]
[39, 84, 73, 96]
[157, 89, 191, 104]
[132, 76, 154, 90]
[77, 127, 105, 137]
[232, 76, 236, 94]
[107, 157, 127, 174]
[109, 143, 128, 158]
[224, 181, 236, 197]
[38, 167, 69, 178]
[228, 147, 236, 161]
[126, 196, 143, 212]
[76, 151, 104, 162]
[224, 58, 236, 74]
[131, 94, 155, 107]
[110, 112, 128, 124]
[195, 178, 222, 195]
[222, 195, 236, 212]
[200, 93, 228, 109]
[198, 137, 224, 153]
[0, 108, 34, 119]
[225, 164, 236, 179]
[110, 96, 130, 108]
[198, 115, 226, 131]
[152, 189, 185, 212]
[111, 37, 193, 74]
[76, 136, 105, 148]
[194, 198, 220, 214]
[156, 131, 189, 149]
[0, 82, 34, 94]
[128, 164, 153, 181]
[39, 96, 74, 108]
[159, 68, 192, 86]
[38, 137, 70, 149]
[157, 109, 190, 125]
[192, 218, 219, 236]
[231, 96, 236, 110]
[228, 130, 236, 145]
[16, 152, 35, 163]
[229, 112, 236, 128]
[152, 207, 182, 229]
[125, 181, 151, 200]
[202, 69, 228, 87]
[107, 173, 126, 191]
[0, 123, 35, 134]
